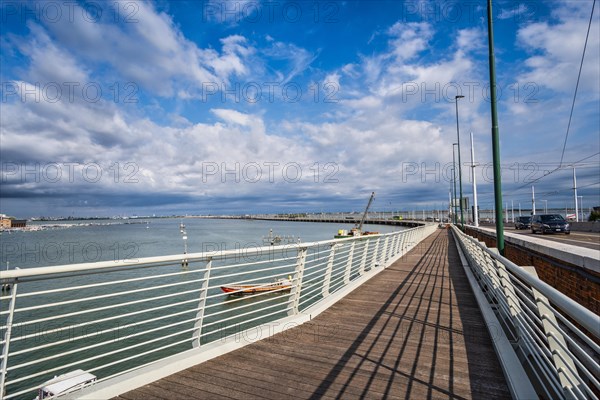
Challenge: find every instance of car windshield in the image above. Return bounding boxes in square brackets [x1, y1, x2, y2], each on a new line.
[519, 217, 531, 222]
[540, 215, 565, 222]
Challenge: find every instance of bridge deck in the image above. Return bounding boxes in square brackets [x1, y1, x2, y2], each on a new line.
[116, 229, 511, 399]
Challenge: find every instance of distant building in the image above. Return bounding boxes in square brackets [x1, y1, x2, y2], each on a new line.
[10, 220, 27, 228]
[0, 217, 27, 228]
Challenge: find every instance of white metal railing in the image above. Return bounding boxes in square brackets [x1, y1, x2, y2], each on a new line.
[0, 224, 436, 399]
[451, 226, 600, 400]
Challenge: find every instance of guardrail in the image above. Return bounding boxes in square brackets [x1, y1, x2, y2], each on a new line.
[0, 224, 436, 399]
[451, 226, 599, 400]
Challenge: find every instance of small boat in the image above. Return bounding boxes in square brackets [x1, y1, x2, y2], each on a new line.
[36, 370, 96, 399]
[221, 277, 292, 295]
[334, 228, 379, 239]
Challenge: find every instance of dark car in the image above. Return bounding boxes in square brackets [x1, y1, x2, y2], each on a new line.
[531, 214, 570, 235]
[515, 216, 532, 230]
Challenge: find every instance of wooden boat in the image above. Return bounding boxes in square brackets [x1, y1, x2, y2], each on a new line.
[220, 278, 291, 295]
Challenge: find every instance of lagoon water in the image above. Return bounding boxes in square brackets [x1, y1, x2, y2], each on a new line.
[1, 218, 400, 270]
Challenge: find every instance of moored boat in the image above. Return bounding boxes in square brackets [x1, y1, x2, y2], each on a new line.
[220, 278, 291, 295]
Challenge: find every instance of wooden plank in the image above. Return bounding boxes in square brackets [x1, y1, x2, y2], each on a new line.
[117, 230, 511, 399]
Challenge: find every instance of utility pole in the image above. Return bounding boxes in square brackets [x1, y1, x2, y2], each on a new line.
[452, 143, 458, 224]
[532, 186, 536, 215]
[511, 200, 514, 223]
[448, 191, 452, 223]
[470, 132, 479, 227]
[455, 95, 465, 230]
[573, 167, 579, 222]
[487, 0, 504, 254]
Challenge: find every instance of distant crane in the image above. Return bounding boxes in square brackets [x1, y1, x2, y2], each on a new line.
[356, 192, 375, 232]
[335, 192, 378, 238]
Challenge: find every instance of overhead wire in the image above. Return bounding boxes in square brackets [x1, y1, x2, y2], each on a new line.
[559, 0, 597, 167]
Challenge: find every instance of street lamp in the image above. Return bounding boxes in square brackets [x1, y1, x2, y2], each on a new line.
[455, 95, 465, 229]
[452, 143, 458, 224]
[578, 196, 583, 221]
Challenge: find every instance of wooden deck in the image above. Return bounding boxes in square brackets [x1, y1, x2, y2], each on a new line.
[116, 229, 511, 399]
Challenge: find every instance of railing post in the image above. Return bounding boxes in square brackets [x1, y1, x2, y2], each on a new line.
[494, 255, 524, 344]
[288, 247, 307, 316]
[523, 267, 582, 395]
[393, 232, 401, 256]
[322, 244, 337, 297]
[359, 239, 369, 276]
[389, 234, 397, 258]
[398, 231, 406, 256]
[0, 276, 18, 397]
[343, 241, 356, 284]
[192, 258, 212, 348]
[406, 230, 415, 252]
[372, 237, 381, 267]
[382, 236, 390, 265]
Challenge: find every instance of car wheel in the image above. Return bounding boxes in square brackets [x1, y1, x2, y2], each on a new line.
[565, 232, 570, 235]
[531, 228, 535, 234]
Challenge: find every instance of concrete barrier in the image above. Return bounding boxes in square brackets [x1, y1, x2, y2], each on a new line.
[569, 221, 600, 233]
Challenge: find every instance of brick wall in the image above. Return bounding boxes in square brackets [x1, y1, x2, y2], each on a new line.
[464, 227, 599, 315]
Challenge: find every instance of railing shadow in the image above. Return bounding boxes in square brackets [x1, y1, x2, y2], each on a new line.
[307, 229, 510, 399]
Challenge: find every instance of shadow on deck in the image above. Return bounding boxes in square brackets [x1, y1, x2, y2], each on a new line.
[116, 229, 510, 399]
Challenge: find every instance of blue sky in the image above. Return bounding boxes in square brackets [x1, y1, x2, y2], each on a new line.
[1, 0, 599, 217]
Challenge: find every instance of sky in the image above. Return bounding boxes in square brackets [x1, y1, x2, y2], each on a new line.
[0, 0, 599, 218]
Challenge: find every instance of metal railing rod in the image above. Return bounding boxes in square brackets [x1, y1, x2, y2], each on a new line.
[207, 262, 296, 283]
[203, 291, 288, 316]
[14, 278, 204, 313]
[300, 265, 327, 281]
[550, 306, 600, 353]
[299, 287, 326, 307]
[8, 308, 199, 372]
[201, 299, 289, 329]
[9, 296, 200, 351]
[547, 331, 600, 389]
[10, 286, 201, 328]
[209, 255, 297, 273]
[298, 279, 327, 301]
[14, 269, 204, 298]
[7, 319, 197, 386]
[199, 305, 294, 340]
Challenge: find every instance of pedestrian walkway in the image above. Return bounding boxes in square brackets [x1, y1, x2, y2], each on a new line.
[116, 229, 511, 399]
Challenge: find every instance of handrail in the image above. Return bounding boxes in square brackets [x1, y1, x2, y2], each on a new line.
[451, 225, 599, 400]
[454, 227, 598, 337]
[0, 223, 437, 399]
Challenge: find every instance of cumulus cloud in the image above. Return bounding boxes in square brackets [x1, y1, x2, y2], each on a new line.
[516, 1, 599, 95]
[18, 2, 256, 98]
